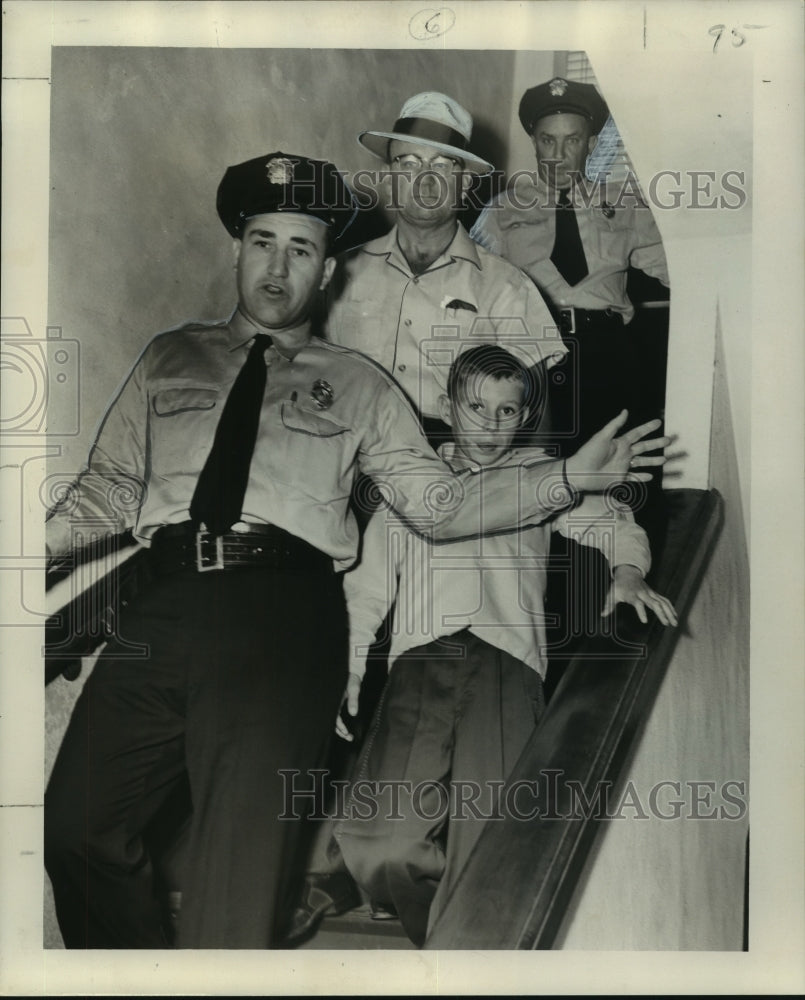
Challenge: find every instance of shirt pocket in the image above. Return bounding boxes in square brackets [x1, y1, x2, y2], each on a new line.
[151, 386, 219, 417]
[272, 401, 353, 501]
[587, 210, 634, 264]
[280, 401, 350, 438]
[149, 384, 221, 472]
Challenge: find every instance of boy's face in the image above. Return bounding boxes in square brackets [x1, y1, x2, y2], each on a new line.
[439, 372, 529, 467]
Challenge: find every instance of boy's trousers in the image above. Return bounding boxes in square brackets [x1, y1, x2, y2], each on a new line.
[334, 629, 545, 946]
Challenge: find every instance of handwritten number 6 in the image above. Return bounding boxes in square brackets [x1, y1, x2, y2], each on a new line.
[730, 28, 745, 47]
[424, 11, 441, 34]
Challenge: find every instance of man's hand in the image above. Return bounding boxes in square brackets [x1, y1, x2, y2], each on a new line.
[334, 672, 362, 742]
[45, 517, 76, 563]
[565, 410, 669, 493]
[602, 564, 678, 626]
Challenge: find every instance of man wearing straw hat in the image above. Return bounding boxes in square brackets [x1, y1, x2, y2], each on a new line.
[325, 91, 563, 445]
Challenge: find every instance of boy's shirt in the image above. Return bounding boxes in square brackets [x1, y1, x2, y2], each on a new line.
[344, 442, 651, 680]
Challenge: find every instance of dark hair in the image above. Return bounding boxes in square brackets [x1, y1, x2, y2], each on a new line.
[447, 344, 529, 402]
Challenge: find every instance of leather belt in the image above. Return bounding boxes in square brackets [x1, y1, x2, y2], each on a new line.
[149, 522, 332, 575]
[556, 306, 624, 335]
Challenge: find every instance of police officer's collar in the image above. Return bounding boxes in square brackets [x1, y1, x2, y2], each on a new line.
[541, 175, 595, 206]
[227, 307, 314, 358]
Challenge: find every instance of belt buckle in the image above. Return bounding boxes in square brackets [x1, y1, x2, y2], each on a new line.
[195, 529, 225, 572]
[560, 307, 576, 335]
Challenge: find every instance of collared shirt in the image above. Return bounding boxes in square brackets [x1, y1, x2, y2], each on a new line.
[470, 177, 669, 323]
[345, 442, 651, 678]
[324, 223, 564, 419]
[47, 311, 577, 570]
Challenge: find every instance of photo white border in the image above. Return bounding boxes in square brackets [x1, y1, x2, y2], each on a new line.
[1, 0, 803, 994]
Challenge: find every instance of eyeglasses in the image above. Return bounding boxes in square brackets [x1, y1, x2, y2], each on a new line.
[390, 154, 463, 175]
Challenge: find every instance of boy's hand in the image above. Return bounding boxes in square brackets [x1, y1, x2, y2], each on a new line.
[335, 672, 363, 742]
[564, 410, 669, 493]
[602, 564, 678, 627]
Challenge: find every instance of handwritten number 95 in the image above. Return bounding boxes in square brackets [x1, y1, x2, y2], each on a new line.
[709, 24, 747, 52]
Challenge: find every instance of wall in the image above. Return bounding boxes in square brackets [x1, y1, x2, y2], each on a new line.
[555, 314, 750, 949]
[585, 48, 753, 541]
[504, 50, 555, 180]
[543, 41, 754, 949]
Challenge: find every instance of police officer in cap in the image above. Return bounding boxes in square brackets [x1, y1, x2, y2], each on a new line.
[45, 150, 670, 948]
[471, 77, 670, 453]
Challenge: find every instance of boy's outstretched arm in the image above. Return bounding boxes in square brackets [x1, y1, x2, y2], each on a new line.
[564, 409, 669, 492]
[602, 564, 678, 626]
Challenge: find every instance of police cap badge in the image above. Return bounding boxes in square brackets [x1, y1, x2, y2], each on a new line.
[217, 151, 358, 244]
[518, 77, 609, 137]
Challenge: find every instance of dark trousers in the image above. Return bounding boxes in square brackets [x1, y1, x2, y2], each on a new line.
[334, 631, 544, 947]
[45, 564, 347, 948]
[550, 321, 643, 455]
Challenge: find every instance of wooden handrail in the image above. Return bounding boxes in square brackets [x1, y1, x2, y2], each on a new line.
[425, 487, 724, 950]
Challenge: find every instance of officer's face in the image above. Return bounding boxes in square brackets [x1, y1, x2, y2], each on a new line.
[439, 373, 529, 468]
[383, 140, 471, 226]
[531, 113, 597, 191]
[234, 214, 335, 333]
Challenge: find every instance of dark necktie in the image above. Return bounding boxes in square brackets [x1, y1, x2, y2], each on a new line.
[550, 188, 589, 287]
[189, 333, 272, 536]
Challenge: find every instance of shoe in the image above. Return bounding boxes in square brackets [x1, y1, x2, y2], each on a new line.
[284, 870, 362, 943]
[369, 901, 398, 921]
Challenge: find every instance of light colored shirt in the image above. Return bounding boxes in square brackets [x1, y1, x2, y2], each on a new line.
[470, 177, 668, 323]
[324, 222, 565, 419]
[345, 442, 651, 678]
[47, 310, 578, 570]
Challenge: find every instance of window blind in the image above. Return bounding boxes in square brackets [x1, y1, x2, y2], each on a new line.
[563, 51, 635, 185]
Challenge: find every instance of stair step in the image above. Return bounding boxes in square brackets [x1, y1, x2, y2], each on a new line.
[295, 904, 415, 950]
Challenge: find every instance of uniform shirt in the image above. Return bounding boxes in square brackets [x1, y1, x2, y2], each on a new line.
[470, 177, 669, 323]
[324, 222, 565, 419]
[47, 310, 577, 570]
[345, 442, 651, 678]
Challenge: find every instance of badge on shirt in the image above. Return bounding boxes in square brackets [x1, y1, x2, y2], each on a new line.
[310, 379, 334, 410]
[601, 201, 616, 219]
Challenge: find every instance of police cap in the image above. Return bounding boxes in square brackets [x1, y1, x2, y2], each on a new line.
[216, 152, 358, 242]
[518, 77, 609, 137]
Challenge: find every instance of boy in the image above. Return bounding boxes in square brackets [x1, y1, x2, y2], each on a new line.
[333, 345, 677, 947]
